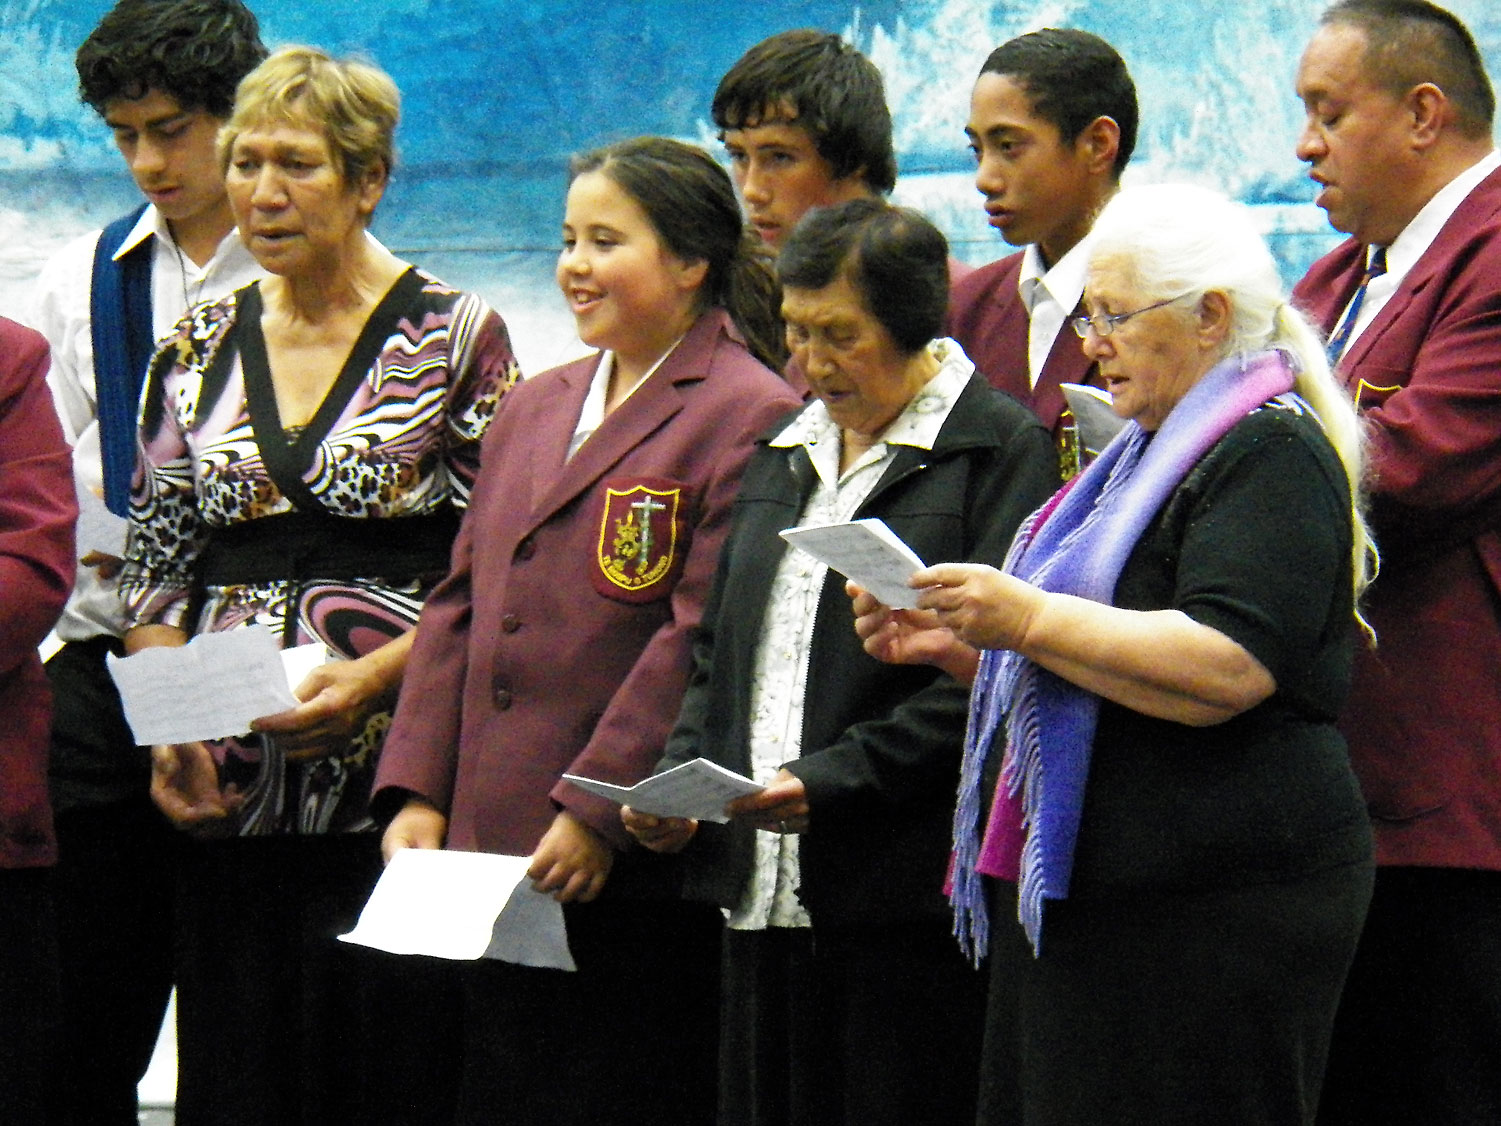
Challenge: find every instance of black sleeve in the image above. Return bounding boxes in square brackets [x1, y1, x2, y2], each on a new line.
[1165, 408, 1353, 688]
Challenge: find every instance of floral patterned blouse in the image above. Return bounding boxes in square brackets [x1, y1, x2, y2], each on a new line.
[120, 268, 520, 835]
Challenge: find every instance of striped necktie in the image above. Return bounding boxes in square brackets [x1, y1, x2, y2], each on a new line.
[1326, 247, 1388, 364]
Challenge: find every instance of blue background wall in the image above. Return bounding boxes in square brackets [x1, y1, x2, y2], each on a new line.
[3, 0, 1499, 373]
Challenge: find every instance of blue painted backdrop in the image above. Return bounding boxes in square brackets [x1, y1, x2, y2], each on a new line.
[2, 0, 1498, 372]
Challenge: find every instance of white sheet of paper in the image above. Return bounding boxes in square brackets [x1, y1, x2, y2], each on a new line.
[1061, 382, 1128, 459]
[562, 757, 763, 823]
[779, 517, 927, 609]
[280, 641, 330, 692]
[105, 626, 319, 746]
[339, 848, 575, 971]
[73, 478, 127, 558]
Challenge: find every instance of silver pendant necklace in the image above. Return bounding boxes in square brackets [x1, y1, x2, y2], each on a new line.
[171, 237, 207, 311]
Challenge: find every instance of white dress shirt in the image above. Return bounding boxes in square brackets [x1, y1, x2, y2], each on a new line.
[1017, 234, 1092, 390]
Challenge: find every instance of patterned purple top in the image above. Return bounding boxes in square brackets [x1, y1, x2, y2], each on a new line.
[120, 268, 520, 835]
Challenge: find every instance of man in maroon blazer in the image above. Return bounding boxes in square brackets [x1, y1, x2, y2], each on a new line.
[0, 317, 78, 1119]
[1291, 3, 1501, 1121]
[947, 29, 1137, 479]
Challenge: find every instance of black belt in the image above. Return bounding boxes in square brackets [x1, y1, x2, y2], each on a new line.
[197, 508, 459, 586]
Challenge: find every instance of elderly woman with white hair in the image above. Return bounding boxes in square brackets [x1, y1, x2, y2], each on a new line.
[853, 183, 1377, 1124]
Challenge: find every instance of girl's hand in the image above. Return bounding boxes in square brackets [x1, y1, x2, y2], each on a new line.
[528, 810, 615, 904]
[381, 796, 448, 862]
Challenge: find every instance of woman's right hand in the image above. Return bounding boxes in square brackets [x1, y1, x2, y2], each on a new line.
[621, 805, 698, 853]
[150, 742, 243, 834]
[848, 581, 982, 685]
[382, 795, 448, 863]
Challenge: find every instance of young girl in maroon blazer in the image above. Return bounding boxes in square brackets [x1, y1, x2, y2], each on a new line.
[373, 137, 802, 1125]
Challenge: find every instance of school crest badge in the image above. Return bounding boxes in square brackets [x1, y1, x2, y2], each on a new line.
[595, 480, 683, 599]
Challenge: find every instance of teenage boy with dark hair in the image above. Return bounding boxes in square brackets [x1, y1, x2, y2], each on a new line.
[28, 2, 266, 1121]
[948, 28, 1138, 478]
[713, 29, 897, 250]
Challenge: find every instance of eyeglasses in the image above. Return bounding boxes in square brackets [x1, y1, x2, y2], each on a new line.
[1071, 295, 1186, 339]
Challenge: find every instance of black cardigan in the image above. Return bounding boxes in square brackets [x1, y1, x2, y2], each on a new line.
[657, 372, 1059, 927]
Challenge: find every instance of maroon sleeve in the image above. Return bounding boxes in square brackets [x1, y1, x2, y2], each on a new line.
[0, 319, 76, 674]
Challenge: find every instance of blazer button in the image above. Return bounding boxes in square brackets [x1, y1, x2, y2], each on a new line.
[515, 538, 536, 561]
[501, 613, 521, 633]
[492, 686, 513, 710]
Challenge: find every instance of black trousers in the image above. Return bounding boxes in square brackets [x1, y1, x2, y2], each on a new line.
[46, 638, 177, 1126]
[0, 868, 60, 1124]
[50, 797, 179, 1126]
[173, 834, 463, 1126]
[454, 897, 721, 1126]
[981, 863, 1373, 1126]
[719, 919, 987, 1126]
[1319, 866, 1501, 1126]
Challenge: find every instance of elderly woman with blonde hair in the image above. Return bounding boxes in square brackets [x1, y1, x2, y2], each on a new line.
[119, 46, 518, 1124]
[854, 183, 1376, 1124]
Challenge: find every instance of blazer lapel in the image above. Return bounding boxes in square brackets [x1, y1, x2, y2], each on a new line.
[524, 359, 596, 515]
[1343, 168, 1501, 374]
[1031, 308, 1097, 430]
[528, 313, 726, 526]
[537, 372, 681, 520]
[1312, 245, 1368, 333]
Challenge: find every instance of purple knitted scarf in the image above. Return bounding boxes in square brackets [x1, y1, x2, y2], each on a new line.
[950, 349, 1297, 960]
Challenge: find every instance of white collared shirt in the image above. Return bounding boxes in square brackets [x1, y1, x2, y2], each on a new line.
[28, 205, 263, 646]
[1017, 235, 1092, 391]
[726, 340, 973, 931]
[566, 339, 682, 462]
[1339, 149, 1501, 356]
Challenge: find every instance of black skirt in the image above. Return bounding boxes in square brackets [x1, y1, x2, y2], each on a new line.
[979, 863, 1373, 1126]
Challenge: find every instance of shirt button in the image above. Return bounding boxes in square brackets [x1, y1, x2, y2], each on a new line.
[493, 686, 513, 710]
[501, 614, 521, 633]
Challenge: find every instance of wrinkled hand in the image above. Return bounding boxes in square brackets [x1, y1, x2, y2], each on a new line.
[621, 805, 698, 853]
[381, 796, 448, 862]
[80, 550, 123, 580]
[150, 741, 242, 835]
[251, 656, 391, 761]
[725, 768, 809, 835]
[912, 563, 1045, 652]
[528, 810, 615, 903]
[848, 581, 963, 665]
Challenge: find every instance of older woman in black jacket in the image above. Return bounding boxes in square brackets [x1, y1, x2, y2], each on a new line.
[624, 199, 1058, 1126]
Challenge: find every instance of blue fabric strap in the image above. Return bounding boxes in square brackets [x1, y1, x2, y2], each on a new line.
[1325, 246, 1387, 365]
[90, 204, 155, 516]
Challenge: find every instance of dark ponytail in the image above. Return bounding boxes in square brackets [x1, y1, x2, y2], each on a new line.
[719, 230, 787, 371]
[569, 137, 788, 372]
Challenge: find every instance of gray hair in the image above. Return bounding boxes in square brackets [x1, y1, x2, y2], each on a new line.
[1088, 183, 1376, 619]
